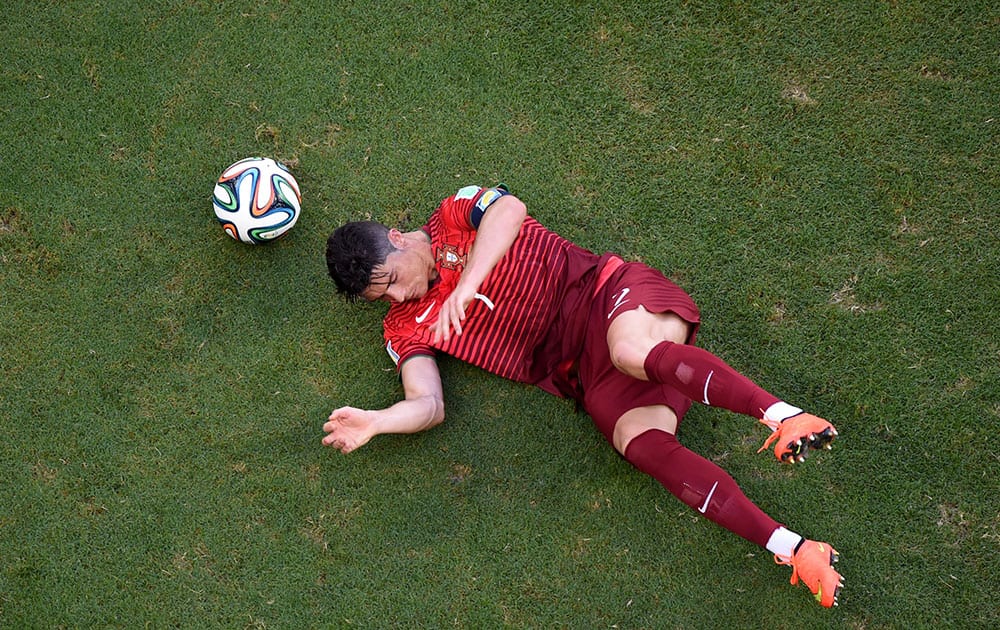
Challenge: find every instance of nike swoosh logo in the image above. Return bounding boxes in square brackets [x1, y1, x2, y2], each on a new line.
[607, 287, 631, 319]
[697, 481, 719, 513]
[415, 302, 435, 324]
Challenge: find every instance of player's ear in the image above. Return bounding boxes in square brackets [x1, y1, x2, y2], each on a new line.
[387, 228, 406, 249]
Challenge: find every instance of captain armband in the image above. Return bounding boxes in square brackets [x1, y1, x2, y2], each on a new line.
[469, 186, 510, 228]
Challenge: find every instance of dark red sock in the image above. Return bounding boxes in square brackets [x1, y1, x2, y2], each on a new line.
[642, 341, 779, 419]
[624, 429, 779, 547]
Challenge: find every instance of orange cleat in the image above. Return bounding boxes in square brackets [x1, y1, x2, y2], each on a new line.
[775, 539, 844, 608]
[758, 412, 838, 463]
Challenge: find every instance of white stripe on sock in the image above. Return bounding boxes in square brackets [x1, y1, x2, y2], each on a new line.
[766, 527, 803, 558]
[763, 401, 803, 425]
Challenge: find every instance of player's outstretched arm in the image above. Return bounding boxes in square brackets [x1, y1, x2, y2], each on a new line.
[322, 356, 445, 454]
[432, 194, 526, 343]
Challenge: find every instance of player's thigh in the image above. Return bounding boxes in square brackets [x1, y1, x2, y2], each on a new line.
[612, 405, 679, 454]
[582, 364, 693, 452]
[607, 307, 692, 380]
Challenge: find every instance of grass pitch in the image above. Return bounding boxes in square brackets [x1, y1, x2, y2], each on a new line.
[2, 1, 997, 627]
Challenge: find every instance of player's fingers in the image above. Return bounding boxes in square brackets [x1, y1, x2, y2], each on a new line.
[323, 431, 357, 452]
[440, 308, 456, 342]
[324, 414, 350, 430]
[431, 316, 445, 344]
[448, 301, 466, 333]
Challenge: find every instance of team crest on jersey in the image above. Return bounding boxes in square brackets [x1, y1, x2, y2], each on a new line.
[436, 244, 467, 270]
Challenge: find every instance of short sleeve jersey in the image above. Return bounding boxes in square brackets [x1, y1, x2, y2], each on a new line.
[382, 185, 605, 395]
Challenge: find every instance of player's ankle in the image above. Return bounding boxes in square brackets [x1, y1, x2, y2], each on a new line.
[765, 526, 803, 558]
[762, 401, 803, 423]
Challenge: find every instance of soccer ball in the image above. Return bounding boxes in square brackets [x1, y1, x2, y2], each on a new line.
[212, 157, 301, 244]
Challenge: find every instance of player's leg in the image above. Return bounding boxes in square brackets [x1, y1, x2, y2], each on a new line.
[611, 405, 843, 607]
[580, 275, 843, 607]
[608, 307, 779, 415]
[606, 306, 837, 463]
[582, 304, 774, 542]
[612, 405, 783, 548]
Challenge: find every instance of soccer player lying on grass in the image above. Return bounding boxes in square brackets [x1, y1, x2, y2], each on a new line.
[323, 185, 844, 607]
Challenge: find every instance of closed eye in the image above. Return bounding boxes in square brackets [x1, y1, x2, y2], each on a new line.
[364, 271, 397, 302]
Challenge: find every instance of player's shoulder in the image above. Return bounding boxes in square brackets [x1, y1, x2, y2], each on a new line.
[383, 300, 418, 330]
[436, 184, 512, 229]
[382, 292, 439, 334]
[453, 184, 484, 201]
[438, 184, 483, 214]
[441, 184, 514, 205]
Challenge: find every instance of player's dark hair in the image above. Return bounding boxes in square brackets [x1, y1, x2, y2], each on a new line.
[325, 221, 395, 301]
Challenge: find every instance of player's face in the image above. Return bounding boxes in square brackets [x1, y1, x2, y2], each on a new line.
[362, 248, 433, 304]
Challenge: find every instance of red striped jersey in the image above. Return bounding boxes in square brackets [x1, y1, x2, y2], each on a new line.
[382, 185, 604, 396]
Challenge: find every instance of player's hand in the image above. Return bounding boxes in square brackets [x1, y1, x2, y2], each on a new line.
[323, 406, 376, 454]
[431, 284, 475, 344]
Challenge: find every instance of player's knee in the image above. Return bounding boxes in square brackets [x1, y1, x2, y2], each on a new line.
[613, 408, 678, 453]
[622, 429, 681, 470]
[609, 338, 646, 379]
[624, 430, 737, 519]
[608, 310, 691, 380]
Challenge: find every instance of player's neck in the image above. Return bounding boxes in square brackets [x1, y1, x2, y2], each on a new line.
[399, 230, 436, 282]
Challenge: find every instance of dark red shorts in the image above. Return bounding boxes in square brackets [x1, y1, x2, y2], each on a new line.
[578, 262, 701, 443]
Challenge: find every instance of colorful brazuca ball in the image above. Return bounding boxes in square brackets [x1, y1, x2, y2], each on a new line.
[212, 157, 301, 244]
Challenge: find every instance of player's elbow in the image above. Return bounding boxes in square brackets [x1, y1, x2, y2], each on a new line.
[489, 194, 526, 229]
[427, 394, 446, 427]
[505, 196, 527, 225]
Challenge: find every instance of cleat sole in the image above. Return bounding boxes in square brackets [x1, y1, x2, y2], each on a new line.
[765, 414, 838, 464]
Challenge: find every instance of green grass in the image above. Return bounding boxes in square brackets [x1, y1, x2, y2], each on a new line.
[2, 0, 997, 627]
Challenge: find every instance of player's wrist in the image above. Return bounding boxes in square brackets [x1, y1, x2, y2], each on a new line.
[451, 277, 480, 302]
